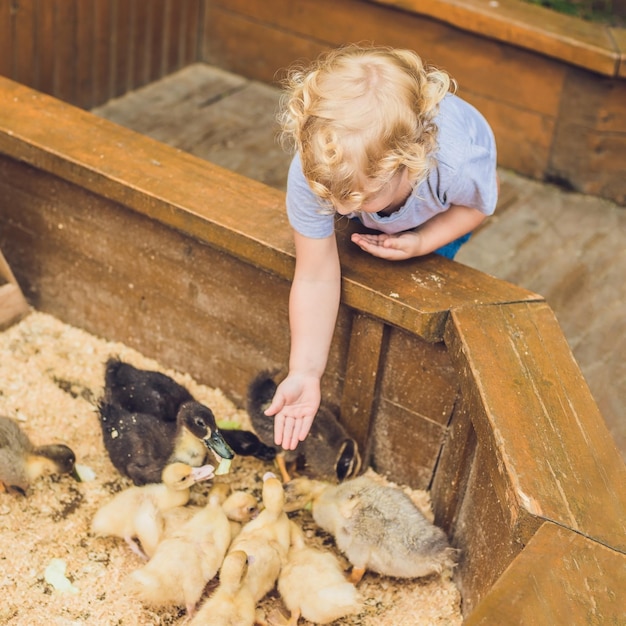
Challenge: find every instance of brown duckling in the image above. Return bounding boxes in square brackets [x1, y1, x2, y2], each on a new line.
[189, 550, 256, 626]
[103, 357, 275, 463]
[98, 398, 233, 486]
[91, 461, 214, 559]
[285, 475, 458, 584]
[228, 472, 291, 603]
[275, 521, 362, 625]
[246, 371, 361, 483]
[0, 415, 78, 494]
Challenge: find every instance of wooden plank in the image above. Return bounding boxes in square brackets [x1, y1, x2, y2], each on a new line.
[613, 26, 626, 79]
[430, 399, 477, 532]
[368, 0, 620, 76]
[0, 77, 541, 344]
[164, 0, 182, 75]
[35, 0, 55, 97]
[339, 313, 386, 465]
[206, 0, 567, 117]
[13, 0, 36, 88]
[148, 0, 167, 82]
[371, 394, 447, 488]
[111, 0, 132, 97]
[130, 0, 150, 89]
[445, 302, 626, 553]
[0, 0, 12, 78]
[550, 68, 626, 202]
[465, 522, 626, 625]
[92, 0, 113, 105]
[76, 0, 95, 109]
[380, 327, 458, 427]
[53, 0, 78, 104]
[183, 0, 202, 65]
[448, 439, 526, 612]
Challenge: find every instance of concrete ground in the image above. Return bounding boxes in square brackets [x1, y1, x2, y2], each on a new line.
[93, 63, 626, 462]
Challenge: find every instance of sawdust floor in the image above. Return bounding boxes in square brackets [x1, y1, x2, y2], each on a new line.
[0, 311, 462, 626]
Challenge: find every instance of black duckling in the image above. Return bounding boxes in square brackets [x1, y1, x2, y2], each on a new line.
[98, 399, 234, 486]
[0, 415, 78, 494]
[246, 371, 362, 483]
[104, 357, 276, 463]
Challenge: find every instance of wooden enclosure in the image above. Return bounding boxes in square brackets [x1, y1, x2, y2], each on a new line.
[1, 0, 625, 622]
[1, 74, 625, 621]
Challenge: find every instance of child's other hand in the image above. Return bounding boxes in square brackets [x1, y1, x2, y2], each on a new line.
[264, 374, 320, 451]
[351, 231, 422, 260]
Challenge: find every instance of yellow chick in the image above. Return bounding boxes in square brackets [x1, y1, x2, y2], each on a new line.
[188, 550, 256, 626]
[228, 472, 291, 603]
[275, 521, 362, 625]
[142, 486, 259, 558]
[286, 476, 458, 584]
[91, 461, 214, 558]
[0, 415, 78, 494]
[126, 482, 234, 616]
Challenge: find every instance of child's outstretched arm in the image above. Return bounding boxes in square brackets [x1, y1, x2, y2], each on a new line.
[351, 204, 487, 260]
[265, 231, 341, 450]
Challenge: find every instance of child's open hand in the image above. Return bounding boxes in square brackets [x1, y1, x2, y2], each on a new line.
[351, 230, 422, 260]
[264, 374, 320, 451]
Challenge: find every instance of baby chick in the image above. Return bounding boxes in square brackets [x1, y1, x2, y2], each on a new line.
[188, 550, 256, 626]
[0, 415, 78, 494]
[246, 371, 361, 482]
[91, 461, 214, 558]
[127, 483, 235, 616]
[98, 398, 233, 485]
[276, 521, 362, 625]
[142, 487, 259, 557]
[228, 472, 291, 603]
[286, 475, 458, 584]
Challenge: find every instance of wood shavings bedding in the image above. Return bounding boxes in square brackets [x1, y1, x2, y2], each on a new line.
[0, 311, 462, 626]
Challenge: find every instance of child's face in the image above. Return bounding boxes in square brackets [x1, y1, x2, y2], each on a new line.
[334, 168, 411, 216]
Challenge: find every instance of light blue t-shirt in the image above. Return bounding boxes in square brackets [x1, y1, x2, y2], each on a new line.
[286, 93, 498, 238]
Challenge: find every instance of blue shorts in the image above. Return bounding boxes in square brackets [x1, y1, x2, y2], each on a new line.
[435, 232, 472, 259]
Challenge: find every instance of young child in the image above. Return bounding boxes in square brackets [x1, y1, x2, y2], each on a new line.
[265, 44, 498, 450]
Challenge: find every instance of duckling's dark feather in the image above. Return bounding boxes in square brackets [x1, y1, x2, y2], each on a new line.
[103, 358, 266, 463]
[98, 400, 175, 485]
[221, 429, 276, 462]
[246, 371, 361, 482]
[104, 357, 194, 421]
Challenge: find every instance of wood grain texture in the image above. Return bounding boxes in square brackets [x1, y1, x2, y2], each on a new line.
[0, 0, 202, 109]
[465, 521, 626, 625]
[0, 77, 539, 343]
[368, 0, 622, 76]
[445, 302, 626, 553]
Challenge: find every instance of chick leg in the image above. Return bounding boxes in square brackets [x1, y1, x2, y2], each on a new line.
[124, 536, 148, 560]
[348, 566, 366, 584]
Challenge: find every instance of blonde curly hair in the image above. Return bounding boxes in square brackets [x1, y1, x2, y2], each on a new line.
[278, 44, 455, 213]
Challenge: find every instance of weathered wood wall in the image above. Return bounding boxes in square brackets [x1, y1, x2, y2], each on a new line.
[202, 0, 626, 205]
[0, 0, 203, 109]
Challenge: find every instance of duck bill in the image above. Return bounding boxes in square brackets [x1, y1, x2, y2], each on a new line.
[203, 429, 235, 460]
[70, 466, 82, 482]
